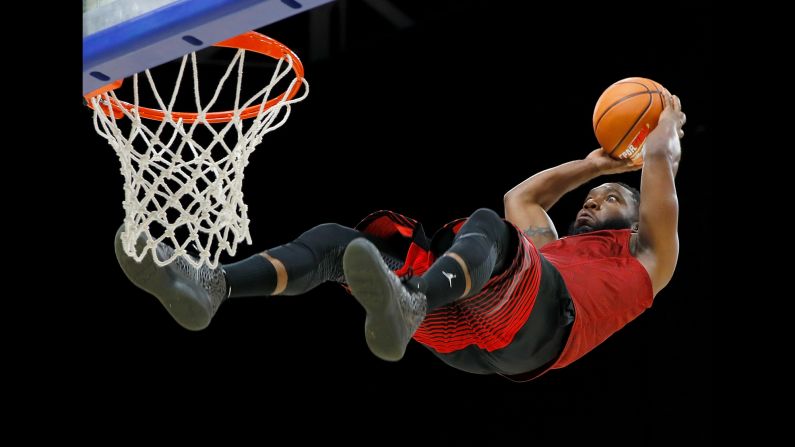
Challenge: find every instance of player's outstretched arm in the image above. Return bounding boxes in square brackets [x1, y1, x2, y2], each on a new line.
[633, 93, 685, 296]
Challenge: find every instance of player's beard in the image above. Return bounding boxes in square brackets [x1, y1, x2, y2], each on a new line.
[568, 216, 634, 236]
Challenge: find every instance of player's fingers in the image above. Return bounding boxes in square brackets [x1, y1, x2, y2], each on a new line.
[662, 90, 672, 109]
[681, 112, 686, 125]
[673, 94, 681, 111]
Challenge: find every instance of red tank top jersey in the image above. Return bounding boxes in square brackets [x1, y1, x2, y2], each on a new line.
[540, 229, 654, 370]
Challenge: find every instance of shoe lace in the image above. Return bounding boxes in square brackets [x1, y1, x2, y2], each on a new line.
[391, 266, 426, 328]
[398, 266, 414, 282]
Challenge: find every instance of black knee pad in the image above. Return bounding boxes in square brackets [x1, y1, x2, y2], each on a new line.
[296, 223, 359, 251]
[453, 233, 497, 296]
[268, 223, 361, 295]
[459, 208, 513, 275]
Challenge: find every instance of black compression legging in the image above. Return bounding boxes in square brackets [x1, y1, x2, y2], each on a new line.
[266, 224, 388, 295]
[224, 209, 513, 301]
[407, 208, 514, 310]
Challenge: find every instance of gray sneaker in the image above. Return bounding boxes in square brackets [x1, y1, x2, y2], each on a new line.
[114, 225, 228, 331]
[343, 238, 427, 362]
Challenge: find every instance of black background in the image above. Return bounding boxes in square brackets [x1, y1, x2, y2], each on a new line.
[47, 1, 711, 443]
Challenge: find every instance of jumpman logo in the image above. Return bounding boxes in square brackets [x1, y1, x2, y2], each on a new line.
[442, 271, 456, 287]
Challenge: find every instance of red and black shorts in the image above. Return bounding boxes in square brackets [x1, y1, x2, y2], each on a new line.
[351, 210, 575, 378]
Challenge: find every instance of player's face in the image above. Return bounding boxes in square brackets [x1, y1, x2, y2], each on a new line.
[569, 183, 638, 235]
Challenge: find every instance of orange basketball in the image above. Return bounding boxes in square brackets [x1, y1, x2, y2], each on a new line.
[593, 77, 666, 162]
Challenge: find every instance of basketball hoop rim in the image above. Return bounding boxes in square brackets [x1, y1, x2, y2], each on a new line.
[83, 31, 305, 124]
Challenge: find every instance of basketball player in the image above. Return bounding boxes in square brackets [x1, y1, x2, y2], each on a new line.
[115, 92, 685, 380]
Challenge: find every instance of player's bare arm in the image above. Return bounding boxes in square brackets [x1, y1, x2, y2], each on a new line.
[504, 151, 640, 248]
[631, 93, 685, 296]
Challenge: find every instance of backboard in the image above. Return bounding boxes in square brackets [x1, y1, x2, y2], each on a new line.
[83, 0, 333, 95]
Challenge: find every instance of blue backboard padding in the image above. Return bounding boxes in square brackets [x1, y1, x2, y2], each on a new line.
[83, 0, 332, 95]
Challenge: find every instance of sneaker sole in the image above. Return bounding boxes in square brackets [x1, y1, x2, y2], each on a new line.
[114, 225, 212, 331]
[343, 238, 407, 362]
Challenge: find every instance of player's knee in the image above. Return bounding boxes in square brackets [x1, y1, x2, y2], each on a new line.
[303, 222, 350, 239]
[467, 208, 505, 237]
[464, 208, 512, 275]
[299, 223, 359, 251]
[469, 208, 501, 225]
[309, 223, 350, 237]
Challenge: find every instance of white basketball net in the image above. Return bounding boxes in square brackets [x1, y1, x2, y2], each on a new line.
[88, 48, 308, 268]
